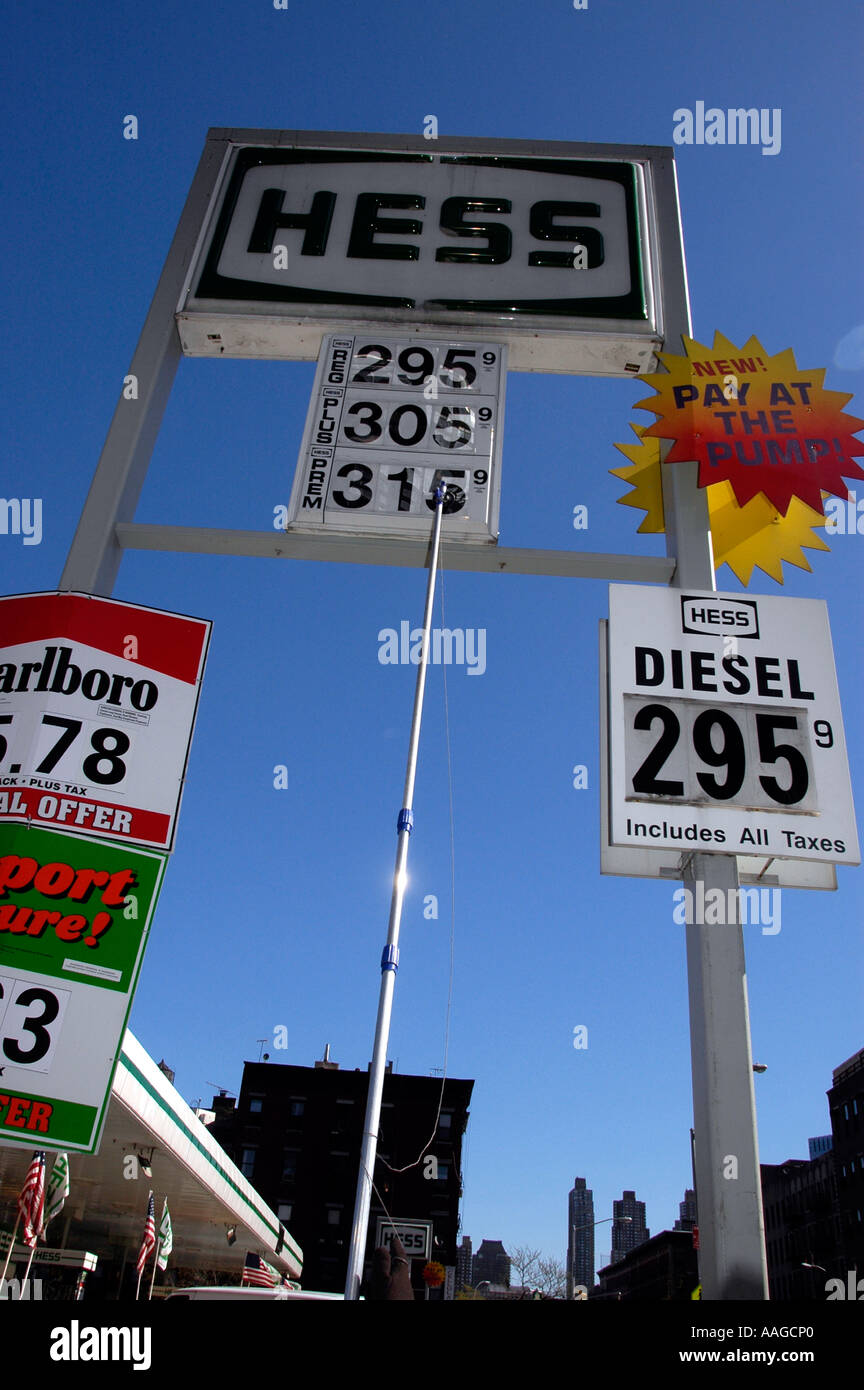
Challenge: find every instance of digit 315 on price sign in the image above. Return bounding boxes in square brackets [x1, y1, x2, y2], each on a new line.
[606, 586, 860, 866]
[285, 335, 506, 542]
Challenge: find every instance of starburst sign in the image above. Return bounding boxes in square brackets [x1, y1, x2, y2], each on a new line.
[611, 334, 864, 585]
[635, 333, 864, 513]
[611, 424, 829, 585]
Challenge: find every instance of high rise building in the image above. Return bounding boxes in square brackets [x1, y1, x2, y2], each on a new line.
[827, 1046, 864, 1270]
[472, 1239, 510, 1288]
[567, 1177, 595, 1290]
[611, 1189, 649, 1262]
[761, 1155, 840, 1299]
[456, 1235, 473, 1292]
[674, 1188, 697, 1233]
[211, 1049, 473, 1294]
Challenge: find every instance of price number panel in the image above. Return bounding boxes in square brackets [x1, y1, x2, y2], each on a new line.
[290, 336, 506, 542]
[624, 697, 819, 813]
[1, 708, 137, 791]
[0, 974, 71, 1074]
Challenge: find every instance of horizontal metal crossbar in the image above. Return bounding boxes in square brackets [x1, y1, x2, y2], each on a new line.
[115, 523, 675, 582]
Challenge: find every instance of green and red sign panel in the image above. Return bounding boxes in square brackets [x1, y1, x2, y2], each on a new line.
[0, 593, 210, 1154]
[0, 823, 166, 1152]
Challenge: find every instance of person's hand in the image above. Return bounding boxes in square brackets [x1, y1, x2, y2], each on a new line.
[368, 1237, 415, 1300]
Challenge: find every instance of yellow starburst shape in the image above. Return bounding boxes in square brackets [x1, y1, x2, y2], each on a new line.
[611, 423, 830, 585]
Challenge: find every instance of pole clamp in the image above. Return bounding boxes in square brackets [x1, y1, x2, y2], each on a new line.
[397, 808, 414, 835]
[381, 945, 399, 973]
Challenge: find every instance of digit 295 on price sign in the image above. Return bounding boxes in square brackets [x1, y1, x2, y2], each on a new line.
[0, 593, 210, 851]
[0, 822, 165, 1153]
[606, 586, 860, 865]
[285, 335, 506, 542]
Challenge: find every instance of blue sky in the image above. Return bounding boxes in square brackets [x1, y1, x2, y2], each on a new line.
[2, 0, 862, 1276]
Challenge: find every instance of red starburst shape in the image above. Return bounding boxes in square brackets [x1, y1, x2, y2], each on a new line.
[635, 333, 864, 515]
[423, 1261, 446, 1288]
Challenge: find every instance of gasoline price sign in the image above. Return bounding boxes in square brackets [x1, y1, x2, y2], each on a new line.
[285, 335, 506, 542]
[606, 586, 860, 865]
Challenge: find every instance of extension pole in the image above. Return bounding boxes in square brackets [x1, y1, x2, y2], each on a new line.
[344, 486, 447, 1300]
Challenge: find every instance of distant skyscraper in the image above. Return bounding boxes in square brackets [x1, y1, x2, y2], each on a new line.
[611, 1189, 649, 1262]
[674, 1188, 697, 1233]
[456, 1235, 473, 1291]
[472, 1239, 510, 1288]
[567, 1177, 595, 1290]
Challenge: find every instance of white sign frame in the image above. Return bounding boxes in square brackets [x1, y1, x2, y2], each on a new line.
[176, 130, 675, 378]
[606, 586, 859, 866]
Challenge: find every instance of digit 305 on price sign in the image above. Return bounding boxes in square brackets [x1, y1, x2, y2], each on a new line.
[0, 593, 210, 851]
[285, 335, 506, 542]
[0, 823, 165, 1154]
[606, 586, 860, 866]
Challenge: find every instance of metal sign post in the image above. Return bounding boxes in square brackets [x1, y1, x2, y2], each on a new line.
[655, 179, 768, 1297]
[344, 486, 447, 1301]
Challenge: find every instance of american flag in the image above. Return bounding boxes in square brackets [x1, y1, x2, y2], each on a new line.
[242, 1252, 279, 1288]
[17, 1151, 46, 1247]
[136, 1192, 156, 1274]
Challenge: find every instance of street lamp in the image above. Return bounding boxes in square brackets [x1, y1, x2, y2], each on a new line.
[567, 1216, 632, 1300]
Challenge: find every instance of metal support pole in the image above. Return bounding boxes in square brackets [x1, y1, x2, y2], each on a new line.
[344, 488, 447, 1301]
[656, 154, 768, 1299]
[59, 135, 231, 596]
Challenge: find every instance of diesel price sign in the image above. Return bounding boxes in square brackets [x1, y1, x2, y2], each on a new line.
[606, 586, 859, 866]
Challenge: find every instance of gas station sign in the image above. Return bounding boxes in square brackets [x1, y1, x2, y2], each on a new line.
[177, 132, 671, 376]
[286, 334, 505, 542]
[606, 585, 859, 865]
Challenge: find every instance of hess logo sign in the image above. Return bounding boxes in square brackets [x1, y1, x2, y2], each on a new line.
[195, 149, 645, 318]
[681, 596, 759, 638]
